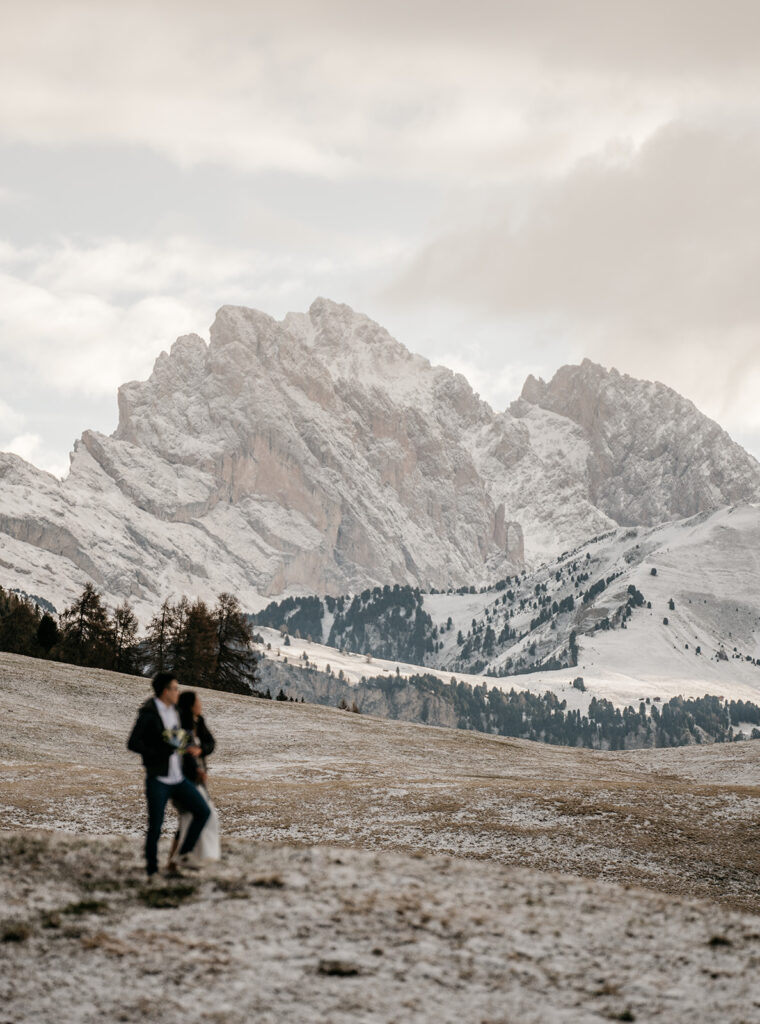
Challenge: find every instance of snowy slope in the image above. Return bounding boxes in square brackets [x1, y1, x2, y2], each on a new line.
[416, 505, 758, 667]
[255, 504, 760, 716]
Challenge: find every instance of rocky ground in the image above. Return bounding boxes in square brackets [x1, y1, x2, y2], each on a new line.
[3, 652, 760, 1021]
[2, 831, 760, 1024]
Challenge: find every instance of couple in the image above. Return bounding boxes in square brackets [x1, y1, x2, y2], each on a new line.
[127, 671, 220, 878]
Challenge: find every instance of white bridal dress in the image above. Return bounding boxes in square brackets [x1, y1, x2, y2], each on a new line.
[177, 785, 221, 863]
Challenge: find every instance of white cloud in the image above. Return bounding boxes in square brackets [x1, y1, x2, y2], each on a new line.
[1, 0, 760, 465]
[1, 432, 67, 477]
[0, 270, 176, 396]
[4, 432, 41, 462]
[0, 233, 409, 400]
[394, 121, 760, 323]
[389, 119, 760, 448]
[2, 1, 758, 182]
[0, 398, 23, 434]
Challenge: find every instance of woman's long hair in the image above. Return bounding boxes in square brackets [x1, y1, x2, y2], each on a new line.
[177, 690, 197, 732]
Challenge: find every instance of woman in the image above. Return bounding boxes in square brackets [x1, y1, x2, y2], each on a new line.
[167, 690, 220, 870]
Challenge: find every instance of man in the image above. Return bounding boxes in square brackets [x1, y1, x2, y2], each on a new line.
[127, 671, 211, 878]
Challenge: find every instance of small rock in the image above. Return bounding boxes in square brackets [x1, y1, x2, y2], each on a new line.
[318, 958, 361, 976]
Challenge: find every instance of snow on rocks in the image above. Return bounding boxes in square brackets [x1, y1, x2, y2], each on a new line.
[2, 301, 759, 618]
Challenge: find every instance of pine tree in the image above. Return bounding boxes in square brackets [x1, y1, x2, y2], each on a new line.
[37, 612, 59, 653]
[569, 630, 579, 666]
[483, 625, 496, 656]
[167, 596, 191, 679]
[58, 584, 114, 667]
[0, 590, 41, 655]
[211, 592, 258, 693]
[111, 601, 141, 674]
[145, 598, 176, 674]
[182, 600, 217, 687]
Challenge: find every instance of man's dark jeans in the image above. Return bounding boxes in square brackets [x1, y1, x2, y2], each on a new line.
[144, 776, 210, 876]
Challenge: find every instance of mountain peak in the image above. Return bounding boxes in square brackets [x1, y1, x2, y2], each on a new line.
[521, 358, 623, 401]
[518, 358, 760, 526]
[1, 303, 759, 617]
[308, 296, 357, 321]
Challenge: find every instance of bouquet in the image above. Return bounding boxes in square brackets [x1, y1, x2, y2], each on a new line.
[162, 727, 191, 754]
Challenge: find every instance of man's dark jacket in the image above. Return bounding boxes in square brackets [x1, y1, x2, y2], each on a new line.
[127, 698, 178, 778]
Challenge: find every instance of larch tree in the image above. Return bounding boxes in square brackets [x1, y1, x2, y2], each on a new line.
[111, 601, 142, 674]
[58, 584, 114, 667]
[144, 598, 176, 674]
[211, 592, 259, 693]
[182, 599, 217, 687]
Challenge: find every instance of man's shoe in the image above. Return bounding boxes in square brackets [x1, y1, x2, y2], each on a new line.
[165, 861, 186, 878]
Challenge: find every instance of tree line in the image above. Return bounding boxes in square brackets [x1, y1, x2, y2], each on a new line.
[254, 584, 438, 663]
[0, 583, 259, 694]
[358, 672, 760, 749]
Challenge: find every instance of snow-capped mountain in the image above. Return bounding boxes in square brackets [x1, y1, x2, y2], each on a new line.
[518, 361, 756, 525]
[1, 298, 759, 618]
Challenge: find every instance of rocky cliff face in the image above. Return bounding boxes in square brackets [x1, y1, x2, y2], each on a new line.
[518, 359, 759, 526]
[1, 299, 758, 619]
[256, 656, 461, 729]
[105, 300, 510, 596]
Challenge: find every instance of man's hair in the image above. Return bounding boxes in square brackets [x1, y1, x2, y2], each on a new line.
[152, 671, 177, 698]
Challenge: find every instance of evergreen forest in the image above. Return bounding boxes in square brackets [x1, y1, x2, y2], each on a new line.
[357, 673, 760, 749]
[0, 583, 260, 695]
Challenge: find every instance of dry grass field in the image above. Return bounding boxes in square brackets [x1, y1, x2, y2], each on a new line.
[3, 652, 760, 910]
[3, 652, 760, 1022]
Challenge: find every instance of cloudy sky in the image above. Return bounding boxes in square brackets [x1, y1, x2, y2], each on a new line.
[2, 0, 759, 476]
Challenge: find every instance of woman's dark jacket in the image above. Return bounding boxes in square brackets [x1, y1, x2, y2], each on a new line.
[181, 714, 215, 783]
[127, 698, 178, 778]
